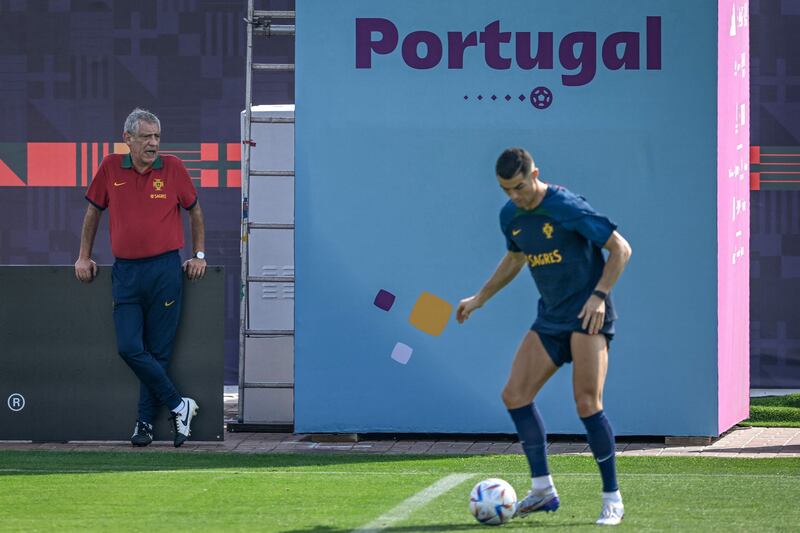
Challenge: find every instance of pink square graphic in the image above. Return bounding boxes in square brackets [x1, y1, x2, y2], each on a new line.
[390, 342, 413, 365]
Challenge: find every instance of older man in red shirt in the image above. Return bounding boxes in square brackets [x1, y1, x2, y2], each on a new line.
[75, 108, 207, 448]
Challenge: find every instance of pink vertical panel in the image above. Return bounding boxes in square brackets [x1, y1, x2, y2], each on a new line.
[717, 0, 750, 433]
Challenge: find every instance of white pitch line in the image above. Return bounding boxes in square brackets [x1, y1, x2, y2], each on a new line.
[352, 473, 475, 533]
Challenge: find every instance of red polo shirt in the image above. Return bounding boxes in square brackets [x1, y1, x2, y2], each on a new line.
[85, 153, 198, 259]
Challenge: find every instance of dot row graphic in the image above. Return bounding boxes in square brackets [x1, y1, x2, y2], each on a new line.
[465, 94, 528, 102]
[373, 289, 453, 365]
[463, 86, 554, 109]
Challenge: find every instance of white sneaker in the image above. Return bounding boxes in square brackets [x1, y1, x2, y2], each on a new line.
[596, 500, 624, 526]
[171, 397, 198, 448]
[514, 488, 560, 518]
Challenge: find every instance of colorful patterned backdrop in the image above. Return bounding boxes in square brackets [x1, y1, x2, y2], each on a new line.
[0, 0, 295, 384]
[749, 0, 800, 387]
[0, 0, 797, 387]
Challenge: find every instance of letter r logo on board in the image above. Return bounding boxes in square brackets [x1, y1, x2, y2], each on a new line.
[7, 393, 25, 412]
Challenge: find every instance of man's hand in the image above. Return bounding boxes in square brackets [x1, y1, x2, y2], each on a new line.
[578, 294, 606, 335]
[183, 257, 207, 281]
[74, 257, 98, 283]
[456, 295, 483, 324]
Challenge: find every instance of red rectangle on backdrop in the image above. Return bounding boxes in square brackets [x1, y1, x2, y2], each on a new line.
[227, 169, 241, 187]
[91, 143, 99, 179]
[750, 172, 760, 191]
[227, 143, 241, 162]
[27, 143, 76, 186]
[750, 145, 760, 164]
[81, 143, 87, 187]
[200, 143, 219, 161]
[200, 169, 219, 188]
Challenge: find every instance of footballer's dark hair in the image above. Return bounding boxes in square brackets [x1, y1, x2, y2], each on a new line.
[495, 147, 533, 180]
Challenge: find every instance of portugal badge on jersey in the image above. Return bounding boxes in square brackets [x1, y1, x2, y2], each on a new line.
[153, 178, 164, 191]
[542, 222, 554, 239]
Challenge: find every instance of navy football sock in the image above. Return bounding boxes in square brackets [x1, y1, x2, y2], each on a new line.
[581, 410, 618, 492]
[508, 403, 550, 477]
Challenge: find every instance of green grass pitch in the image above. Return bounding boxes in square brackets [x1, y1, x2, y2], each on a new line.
[742, 393, 800, 427]
[0, 451, 798, 531]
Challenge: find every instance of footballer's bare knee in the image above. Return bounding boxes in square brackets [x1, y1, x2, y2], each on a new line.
[502, 384, 535, 409]
[574, 393, 602, 418]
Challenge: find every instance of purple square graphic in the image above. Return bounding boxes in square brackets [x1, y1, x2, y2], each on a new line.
[374, 289, 396, 311]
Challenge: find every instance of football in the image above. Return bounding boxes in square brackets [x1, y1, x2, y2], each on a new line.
[469, 478, 517, 525]
[529, 86, 553, 109]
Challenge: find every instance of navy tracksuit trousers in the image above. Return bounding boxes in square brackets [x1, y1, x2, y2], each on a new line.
[112, 250, 183, 423]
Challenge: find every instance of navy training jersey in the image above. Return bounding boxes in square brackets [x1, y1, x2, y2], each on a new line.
[499, 184, 618, 333]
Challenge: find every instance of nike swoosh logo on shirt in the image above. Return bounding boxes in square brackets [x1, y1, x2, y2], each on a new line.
[113, 182, 127, 187]
[164, 300, 175, 307]
[512, 229, 522, 236]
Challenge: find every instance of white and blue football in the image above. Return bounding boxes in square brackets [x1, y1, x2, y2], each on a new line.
[469, 478, 517, 525]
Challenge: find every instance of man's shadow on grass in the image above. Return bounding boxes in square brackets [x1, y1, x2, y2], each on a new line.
[0, 449, 534, 476]
[284, 522, 589, 532]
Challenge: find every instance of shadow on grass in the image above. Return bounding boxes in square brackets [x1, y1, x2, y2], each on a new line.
[283, 526, 476, 532]
[0, 450, 533, 476]
[282, 522, 589, 532]
[3, 448, 797, 477]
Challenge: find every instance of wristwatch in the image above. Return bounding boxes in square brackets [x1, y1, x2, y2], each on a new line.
[194, 251, 206, 260]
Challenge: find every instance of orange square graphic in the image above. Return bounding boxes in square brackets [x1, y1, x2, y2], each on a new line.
[409, 291, 452, 336]
[113, 143, 130, 154]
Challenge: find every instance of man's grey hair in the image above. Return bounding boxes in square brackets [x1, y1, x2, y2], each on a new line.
[124, 108, 161, 136]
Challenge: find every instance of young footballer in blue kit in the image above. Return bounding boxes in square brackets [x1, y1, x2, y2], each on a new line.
[456, 148, 632, 526]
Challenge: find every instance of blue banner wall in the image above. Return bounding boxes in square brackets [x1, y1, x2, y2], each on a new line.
[296, 0, 724, 434]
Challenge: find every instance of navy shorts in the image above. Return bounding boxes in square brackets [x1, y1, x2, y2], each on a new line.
[532, 327, 614, 367]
